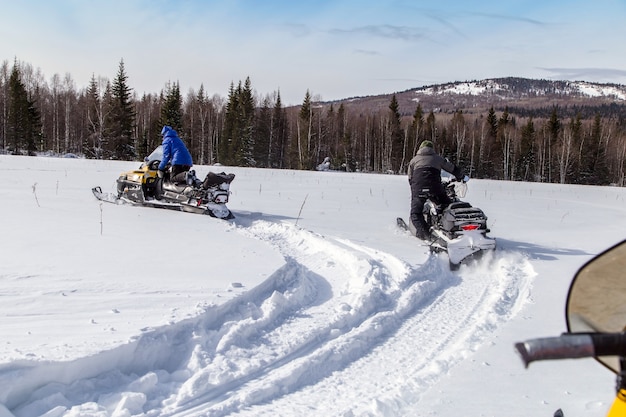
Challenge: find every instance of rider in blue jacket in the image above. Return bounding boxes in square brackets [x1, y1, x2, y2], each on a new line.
[158, 126, 193, 184]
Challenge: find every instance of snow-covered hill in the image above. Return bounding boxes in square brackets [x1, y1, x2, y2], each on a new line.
[330, 77, 626, 117]
[1, 155, 625, 416]
[413, 78, 626, 100]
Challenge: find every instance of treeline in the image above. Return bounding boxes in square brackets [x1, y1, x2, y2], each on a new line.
[1, 58, 625, 186]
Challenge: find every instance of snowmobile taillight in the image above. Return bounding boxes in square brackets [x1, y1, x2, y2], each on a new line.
[461, 224, 480, 231]
[214, 194, 228, 203]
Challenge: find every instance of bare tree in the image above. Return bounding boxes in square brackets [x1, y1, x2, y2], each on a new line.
[63, 73, 75, 153]
[451, 110, 466, 165]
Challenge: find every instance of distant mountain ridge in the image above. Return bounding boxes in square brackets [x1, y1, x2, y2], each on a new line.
[414, 77, 626, 100]
[332, 77, 626, 116]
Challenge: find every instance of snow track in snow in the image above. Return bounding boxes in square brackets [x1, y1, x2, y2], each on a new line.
[6, 219, 534, 417]
[163, 220, 534, 416]
[229, 228, 535, 416]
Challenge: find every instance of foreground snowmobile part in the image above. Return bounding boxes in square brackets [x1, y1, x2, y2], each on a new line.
[409, 179, 496, 269]
[566, 239, 626, 373]
[95, 146, 235, 219]
[515, 240, 626, 417]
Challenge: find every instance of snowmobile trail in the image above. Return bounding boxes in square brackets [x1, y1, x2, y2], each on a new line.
[160, 221, 534, 416]
[4, 219, 534, 417]
[227, 233, 535, 416]
[161, 221, 426, 416]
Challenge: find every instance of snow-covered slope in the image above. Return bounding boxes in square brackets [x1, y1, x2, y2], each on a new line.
[1, 155, 625, 416]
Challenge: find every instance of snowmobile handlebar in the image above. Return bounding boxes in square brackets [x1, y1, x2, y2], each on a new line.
[444, 175, 469, 184]
[515, 332, 626, 368]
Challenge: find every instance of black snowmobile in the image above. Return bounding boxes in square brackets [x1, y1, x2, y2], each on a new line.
[93, 146, 235, 219]
[399, 177, 496, 269]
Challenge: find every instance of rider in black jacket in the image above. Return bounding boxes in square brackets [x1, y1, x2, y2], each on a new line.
[407, 140, 465, 240]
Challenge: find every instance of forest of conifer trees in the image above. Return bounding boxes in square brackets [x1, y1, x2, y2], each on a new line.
[1, 58, 625, 186]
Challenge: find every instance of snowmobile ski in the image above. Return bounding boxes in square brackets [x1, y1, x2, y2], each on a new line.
[92, 186, 123, 205]
[92, 186, 181, 210]
[397, 217, 436, 253]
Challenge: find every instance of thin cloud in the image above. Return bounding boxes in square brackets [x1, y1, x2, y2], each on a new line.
[416, 10, 467, 39]
[329, 24, 426, 41]
[540, 67, 626, 81]
[354, 49, 380, 56]
[400, 6, 547, 40]
[470, 12, 546, 26]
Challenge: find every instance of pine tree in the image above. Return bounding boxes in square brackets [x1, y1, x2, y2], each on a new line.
[194, 84, 214, 165]
[547, 106, 561, 182]
[220, 82, 238, 165]
[84, 74, 109, 159]
[7, 63, 40, 155]
[496, 107, 512, 179]
[518, 118, 536, 181]
[425, 110, 437, 143]
[296, 90, 313, 169]
[254, 95, 272, 167]
[479, 106, 499, 178]
[160, 81, 183, 132]
[270, 91, 287, 168]
[107, 59, 135, 160]
[566, 113, 582, 183]
[409, 104, 424, 157]
[336, 103, 354, 171]
[25, 95, 41, 155]
[388, 94, 403, 173]
[100, 82, 114, 158]
[581, 114, 610, 184]
[219, 77, 256, 166]
[486, 106, 498, 139]
[238, 76, 255, 166]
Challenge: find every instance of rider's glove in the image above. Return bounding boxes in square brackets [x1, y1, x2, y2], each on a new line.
[157, 170, 165, 179]
[462, 175, 470, 183]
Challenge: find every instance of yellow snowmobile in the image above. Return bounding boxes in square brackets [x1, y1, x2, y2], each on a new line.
[93, 146, 235, 219]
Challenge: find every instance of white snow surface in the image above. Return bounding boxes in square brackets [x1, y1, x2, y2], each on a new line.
[1, 155, 626, 417]
[575, 82, 626, 100]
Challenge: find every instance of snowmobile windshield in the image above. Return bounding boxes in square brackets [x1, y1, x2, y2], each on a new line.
[566, 239, 626, 374]
[454, 182, 467, 198]
[145, 146, 164, 163]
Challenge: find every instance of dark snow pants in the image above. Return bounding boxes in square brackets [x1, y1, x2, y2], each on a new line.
[171, 164, 191, 184]
[409, 182, 451, 240]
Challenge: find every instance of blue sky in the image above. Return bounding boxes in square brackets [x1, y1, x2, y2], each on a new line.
[2, 0, 626, 105]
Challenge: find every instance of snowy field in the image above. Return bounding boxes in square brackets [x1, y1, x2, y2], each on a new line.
[1, 154, 625, 417]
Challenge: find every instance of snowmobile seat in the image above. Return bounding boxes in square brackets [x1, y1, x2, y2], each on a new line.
[442, 203, 488, 231]
[202, 172, 236, 189]
[447, 201, 472, 210]
[162, 182, 189, 193]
